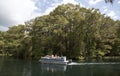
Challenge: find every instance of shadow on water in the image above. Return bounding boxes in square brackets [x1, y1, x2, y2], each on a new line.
[0, 57, 120, 76]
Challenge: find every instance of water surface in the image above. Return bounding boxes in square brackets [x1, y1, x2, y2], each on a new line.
[0, 57, 120, 76]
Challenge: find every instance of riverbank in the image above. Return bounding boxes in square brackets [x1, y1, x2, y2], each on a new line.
[0, 53, 120, 61]
[103, 56, 120, 59]
[0, 54, 13, 57]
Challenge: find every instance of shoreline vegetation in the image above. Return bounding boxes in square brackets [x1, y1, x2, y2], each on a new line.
[0, 54, 13, 57]
[0, 4, 120, 60]
[0, 54, 120, 61]
[103, 56, 120, 59]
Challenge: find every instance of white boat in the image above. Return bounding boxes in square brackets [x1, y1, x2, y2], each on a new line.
[40, 55, 72, 65]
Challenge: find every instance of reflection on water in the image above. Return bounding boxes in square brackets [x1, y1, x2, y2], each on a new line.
[41, 64, 67, 72]
[0, 57, 33, 76]
[0, 57, 120, 76]
[0, 57, 4, 72]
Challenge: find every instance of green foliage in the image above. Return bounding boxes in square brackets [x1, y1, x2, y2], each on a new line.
[0, 3, 120, 60]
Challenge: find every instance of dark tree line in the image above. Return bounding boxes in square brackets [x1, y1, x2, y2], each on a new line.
[0, 4, 120, 60]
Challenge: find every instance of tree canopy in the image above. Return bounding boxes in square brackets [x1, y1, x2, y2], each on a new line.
[0, 3, 120, 60]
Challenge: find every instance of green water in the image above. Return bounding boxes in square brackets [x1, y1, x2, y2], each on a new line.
[0, 57, 120, 76]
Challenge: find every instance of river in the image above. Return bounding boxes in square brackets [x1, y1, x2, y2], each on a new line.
[0, 57, 120, 76]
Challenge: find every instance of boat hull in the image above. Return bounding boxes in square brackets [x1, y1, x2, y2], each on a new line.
[40, 60, 69, 65]
[39, 56, 71, 65]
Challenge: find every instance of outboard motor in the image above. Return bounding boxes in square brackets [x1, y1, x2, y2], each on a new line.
[69, 59, 72, 63]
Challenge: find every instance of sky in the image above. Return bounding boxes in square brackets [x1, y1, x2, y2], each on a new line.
[0, 0, 120, 31]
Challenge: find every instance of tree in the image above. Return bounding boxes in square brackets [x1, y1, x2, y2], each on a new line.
[4, 25, 26, 58]
[0, 31, 5, 55]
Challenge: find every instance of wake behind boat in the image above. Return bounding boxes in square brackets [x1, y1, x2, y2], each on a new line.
[39, 55, 72, 65]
